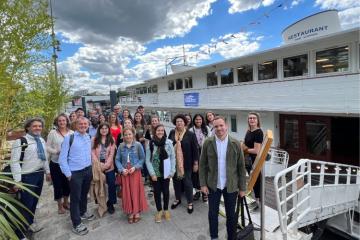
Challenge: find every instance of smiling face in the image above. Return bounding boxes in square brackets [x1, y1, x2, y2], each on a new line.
[28, 120, 43, 136]
[99, 114, 106, 123]
[69, 112, 77, 122]
[123, 129, 134, 143]
[99, 124, 109, 136]
[213, 118, 227, 139]
[248, 114, 259, 129]
[76, 117, 89, 134]
[206, 112, 215, 123]
[151, 117, 159, 128]
[110, 114, 117, 124]
[194, 115, 203, 128]
[134, 112, 142, 123]
[123, 119, 133, 128]
[155, 126, 165, 139]
[57, 116, 68, 129]
[123, 110, 129, 118]
[175, 118, 185, 131]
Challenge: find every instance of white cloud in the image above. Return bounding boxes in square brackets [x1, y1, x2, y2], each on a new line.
[338, 7, 360, 29]
[315, 0, 360, 10]
[228, 0, 275, 14]
[291, 0, 304, 7]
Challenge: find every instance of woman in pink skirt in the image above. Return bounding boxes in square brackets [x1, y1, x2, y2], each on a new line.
[115, 127, 148, 223]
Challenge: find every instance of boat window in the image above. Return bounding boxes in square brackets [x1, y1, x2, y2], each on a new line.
[184, 77, 193, 89]
[237, 64, 253, 82]
[176, 78, 183, 90]
[136, 88, 141, 94]
[316, 46, 348, 74]
[168, 80, 175, 91]
[207, 72, 218, 86]
[258, 60, 277, 80]
[220, 68, 234, 85]
[283, 54, 308, 78]
[230, 115, 237, 132]
[147, 86, 152, 93]
[151, 85, 158, 93]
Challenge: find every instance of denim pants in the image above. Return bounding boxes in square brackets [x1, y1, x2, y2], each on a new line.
[69, 166, 92, 227]
[208, 188, 237, 240]
[105, 170, 116, 205]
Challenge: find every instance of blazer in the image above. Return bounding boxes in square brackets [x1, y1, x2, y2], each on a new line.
[91, 138, 116, 172]
[199, 135, 247, 193]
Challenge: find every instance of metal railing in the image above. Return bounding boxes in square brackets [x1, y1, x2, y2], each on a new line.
[265, 148, 289, 177]
[274, 159, 360, 240]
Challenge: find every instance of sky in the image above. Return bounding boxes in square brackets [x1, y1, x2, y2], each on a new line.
[52, 0, 360, 93]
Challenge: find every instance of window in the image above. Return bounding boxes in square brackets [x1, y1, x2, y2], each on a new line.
[283, 54, 308, 78]
[258, 60, 277, 80]
[142, 87, 147, 94]
[284, 119, 299, 150]
[168, 80, 174, 91]
[176, 78, 183, 90]
[237, 65, 253, 82]
[147, 86, 152, 93]
[230, 115, 237, 132]
[184, 77, 193, 89]
[207, 72, 218, 86]
[316, 46, 349, 74]
[136, 88, 141, 94]
[220, 68, 234, 85]
[151, 85, 158, 93]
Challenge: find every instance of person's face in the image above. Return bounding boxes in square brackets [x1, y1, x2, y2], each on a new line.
[138, 108, 144, 114]
[151, 118, 159, 128]
[99, 115, 106, 123]
[91, 116, 98, 125]
[69, 113, 77, 121]
[99, 125, 109, 136]
[124, 120, 133, 128]
[123, 130, 134, 143]
[28, 121, 43, 136]
[207, 113, 214, 123]
[114, 106, 121, 114]
[77, 119, 89, 134]
[110, 114, 117, 123]
[185, 116, 191, 126]
[155, 126, 165, 139]
[57, 116, 67, 129]
[175, 118, 185, 130]
[194, 116, 203, 128]
[135, 113, 142, 122]
[123, 111, 129, 118]
[214, 118, 227, 139]
[248, 114, 258, 128]
[76, 110, 85, 117]
[89, 111, 96, 118]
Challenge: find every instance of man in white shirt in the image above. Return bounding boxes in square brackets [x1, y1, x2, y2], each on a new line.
[199, 116, 246, 240]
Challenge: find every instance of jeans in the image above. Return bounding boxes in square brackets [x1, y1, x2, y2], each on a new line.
[15, 170, 44, 238]
[173, 170, 193, 203]
[69, 166, 92, 227]
[105, 170, 116, 205]
[152, 177, 170, 211]
[208, 188, 237, 240]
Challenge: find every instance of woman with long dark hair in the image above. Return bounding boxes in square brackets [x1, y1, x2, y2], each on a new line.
[108, 112, 122, 145]
[122, 109, 133, 124]
[91, 122, 117, 214]
[145, 124, 175, 223]
[189, 113, 211, 202]
[116, 118, 134, 148]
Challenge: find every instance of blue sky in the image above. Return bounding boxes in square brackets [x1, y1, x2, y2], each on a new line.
[53, 0, 359, 92]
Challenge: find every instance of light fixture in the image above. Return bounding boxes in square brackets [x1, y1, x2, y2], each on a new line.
[237, 67, 243, 70]
[316, 58, 329, 62]
[322, 64, 334, 68]
[262, 61, 273, 65]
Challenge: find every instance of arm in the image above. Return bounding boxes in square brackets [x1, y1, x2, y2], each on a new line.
[42, 139, 50, 175]
[10, 139, 22, 182]
[145, 144, 155, 176]
[237, 144, 247, 193]
[169, 143, 176, 177]
[199, 140, 208, 187]
[59, 135, 72, 178]
[133, 143, 145, 169]
[46, 130, 58, 155]
[114, 145, 124, 173]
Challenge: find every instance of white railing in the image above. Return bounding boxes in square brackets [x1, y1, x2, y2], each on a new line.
[265, 148, 289, 177]
[274, 159, 360, 240]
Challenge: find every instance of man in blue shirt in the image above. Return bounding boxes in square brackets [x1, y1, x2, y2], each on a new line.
[59, 116, 94, 235]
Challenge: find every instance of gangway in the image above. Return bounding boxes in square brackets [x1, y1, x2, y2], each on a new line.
[265, 148, 289, 177]
[274, 159, 360, 240]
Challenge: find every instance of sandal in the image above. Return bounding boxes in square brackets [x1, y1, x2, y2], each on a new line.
[187, 203, 194, 214]
[128, 215, 134, 224]
[202, 193, 208, 202]
[63, 203, 70, 210]
[58, 207, 66, 214]
[133, 214, 141, 223]
[170, 200, 181, 209]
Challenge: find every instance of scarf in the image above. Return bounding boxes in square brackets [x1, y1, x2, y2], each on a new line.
[174, 128, 186, 178]
[29, 133, 46, 161]
[150, 136, 168, 175]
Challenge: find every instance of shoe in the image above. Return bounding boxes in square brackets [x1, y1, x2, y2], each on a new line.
[128, 215, 134, 224]
[249, 201, 259, 212]
[133, 214, 141, 223]
[147, 189, 154, 197]
[187, 203, 194, 214]
[63, 203, 70, 210]
[193, 191, 201, 201]
[163, 210, 171, 221]
[170, 200, 181, 209]
[202, 193, 208, 202]
[107, 204, 115, 214]
[155, 211, 162, 223]
[80, 211, 95, 221]
[29, 223, 43, 233]
[72, 223, 88, 235]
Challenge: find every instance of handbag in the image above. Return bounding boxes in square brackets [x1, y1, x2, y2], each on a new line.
[234, 196, 255, 240]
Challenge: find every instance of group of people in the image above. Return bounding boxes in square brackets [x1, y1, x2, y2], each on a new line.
[9, 104, 264, 240]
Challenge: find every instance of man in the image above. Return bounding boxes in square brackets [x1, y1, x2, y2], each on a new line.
[88, 109, 97, 119]
[88, 116, 99, 138]
[59, 117, 94, 235]
[75, 107, 85, 118]
[137, 105, 151, 125]
[10, 117, 51, 239]
[199, 116, 246, 240]
[113, 104, 123, 124]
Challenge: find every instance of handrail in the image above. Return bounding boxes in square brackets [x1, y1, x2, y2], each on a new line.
[274, 159, 360, 240]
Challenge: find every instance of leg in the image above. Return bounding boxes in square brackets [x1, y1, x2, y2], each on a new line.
[253, 172, 262, 200]
[172, 173, 182, 201]
[183, 170, 193, 204]
[69, 171, 83, 227]
[208, 188, 221, 239]
[105, 170, 117, 205]
[161, 178, 170, 211]
[79, 167, 92, 216]
[50, 161, 63, 201]
[152, 178, 162, 211]
[223, 189, 238, 240]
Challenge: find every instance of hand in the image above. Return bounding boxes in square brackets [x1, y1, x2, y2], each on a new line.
[239, 191, 245, 198]
[193, 162, 199, 172]
[12, 185, 20, 192]
[151, 175, 157, 182]
[122, 169, 129, 176]
[129, 167, 136, 174]
[201, 186, 209, 195]
[46, 173, 52, 182]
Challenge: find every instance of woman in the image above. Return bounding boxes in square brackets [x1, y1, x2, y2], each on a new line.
[46, 114, 73, 214]
[168, 114, 199, 214]
[145, 124, 175, 223]
[116, 118, 134, 148]
[98, 113, 106, 124]
[133, 111, 146, 147]
[242, 112, 264, 210]
[115, 127, 148, 223]
[189, 113, 211, 202]
[205, 111, 215, 134]
[145, 115, 164, 141]
[122, 109, 133, 124]
[91, 122, 117, 214]
[69, 112, 77, 131]
[184, 113, 193, 130]
[109, 112, 122, 145]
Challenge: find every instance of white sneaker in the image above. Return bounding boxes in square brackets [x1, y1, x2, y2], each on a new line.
[80, 211, 95, 221]
[29, 223, 43, 233]
[72, 223, 88, 235]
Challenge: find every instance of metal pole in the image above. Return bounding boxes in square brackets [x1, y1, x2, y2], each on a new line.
[49, 0, 58, 81]
[261, 165, 265, 240]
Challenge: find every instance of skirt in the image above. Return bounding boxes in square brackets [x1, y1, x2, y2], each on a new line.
[121, 163, 148, 214]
